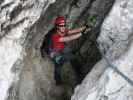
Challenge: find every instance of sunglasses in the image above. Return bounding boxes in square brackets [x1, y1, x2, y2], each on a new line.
[58, 25, 66, 27]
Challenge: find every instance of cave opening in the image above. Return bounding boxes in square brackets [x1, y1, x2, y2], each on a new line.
[32, 0, 114, 99]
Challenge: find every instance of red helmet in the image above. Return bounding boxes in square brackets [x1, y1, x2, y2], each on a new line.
[54, 16, 66, 25]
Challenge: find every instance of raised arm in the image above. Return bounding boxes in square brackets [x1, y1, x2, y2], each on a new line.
[59, 33, 82, 42]
[67, 26, 86, 35]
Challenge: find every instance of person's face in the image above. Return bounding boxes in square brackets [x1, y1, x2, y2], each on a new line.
[57, 23, 66, 36]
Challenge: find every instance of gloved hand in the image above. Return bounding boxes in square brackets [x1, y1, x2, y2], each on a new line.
[85, 25, 91, 32]
[82, 24, 92, 35]
[85, 24, 90, 28]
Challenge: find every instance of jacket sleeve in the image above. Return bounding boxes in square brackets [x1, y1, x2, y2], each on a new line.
[59, 33, 82, 42]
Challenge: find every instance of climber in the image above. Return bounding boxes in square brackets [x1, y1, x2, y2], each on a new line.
[48, 16, 91, 85]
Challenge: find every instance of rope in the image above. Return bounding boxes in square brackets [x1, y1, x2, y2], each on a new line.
[96, 42, 133, 86]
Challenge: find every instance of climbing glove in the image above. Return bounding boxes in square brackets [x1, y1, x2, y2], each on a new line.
[82, 24, 92, 35]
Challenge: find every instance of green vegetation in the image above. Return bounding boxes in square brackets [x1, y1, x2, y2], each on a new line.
[87, 15, 97, 26]
[70, 15, 97, 29]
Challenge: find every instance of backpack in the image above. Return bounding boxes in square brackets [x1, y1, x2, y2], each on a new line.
[41, 27, 56, 57]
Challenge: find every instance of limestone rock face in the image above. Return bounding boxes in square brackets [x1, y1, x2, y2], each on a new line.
[71, 0, 133, 100]
[0, 0, 55, 100]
